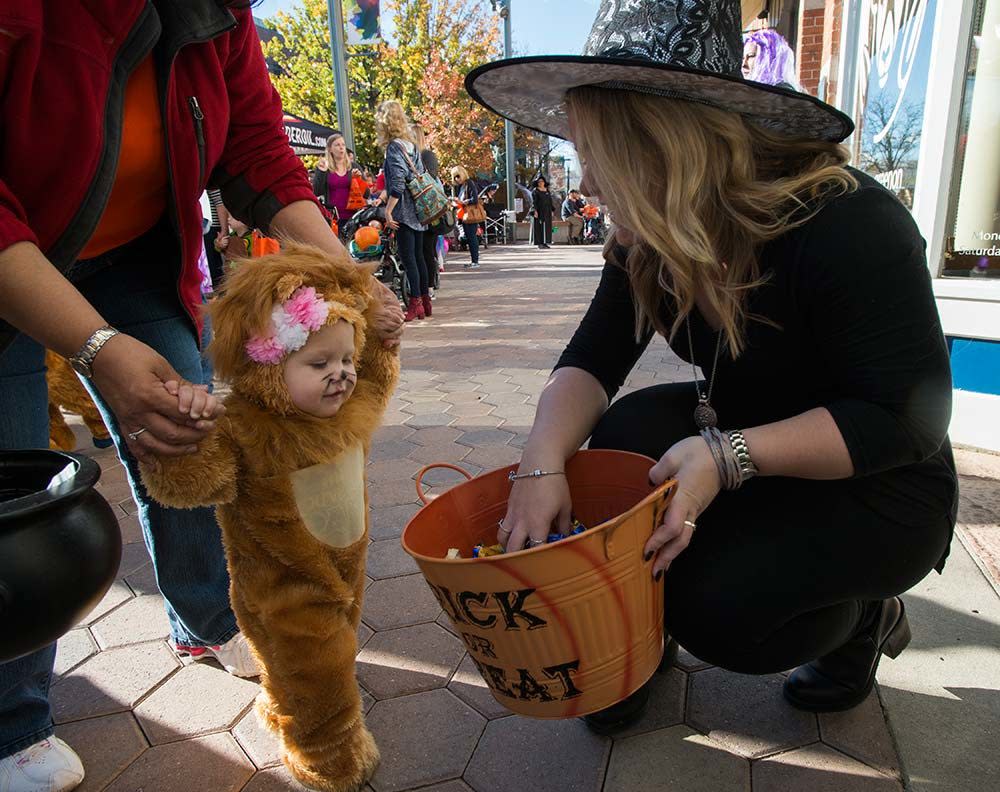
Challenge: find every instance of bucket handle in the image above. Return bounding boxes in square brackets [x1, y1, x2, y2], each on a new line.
[603, 479, 678, 561]
[415, 463, 474, 505]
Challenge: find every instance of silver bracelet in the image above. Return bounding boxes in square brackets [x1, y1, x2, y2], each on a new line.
[508, 469, 566, 483]
[726, 430, 758, 485]
[700, 427, 756, 490]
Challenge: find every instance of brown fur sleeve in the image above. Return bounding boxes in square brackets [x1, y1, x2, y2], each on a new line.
[138, 419, 239, 509]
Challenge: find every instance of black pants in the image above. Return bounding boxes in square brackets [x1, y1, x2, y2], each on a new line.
[422, 231, 439, 289]
[533, 214, 552, 245]
[396, 224, 427, 297]
[589, 383, 951, 674]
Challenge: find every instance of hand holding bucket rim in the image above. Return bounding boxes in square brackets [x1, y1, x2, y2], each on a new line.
[644, 435, 723, 581]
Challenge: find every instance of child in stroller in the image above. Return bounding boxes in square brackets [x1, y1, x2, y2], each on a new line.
[343, 204, 410, 307]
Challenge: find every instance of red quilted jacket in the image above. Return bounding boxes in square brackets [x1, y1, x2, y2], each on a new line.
[0, 0, 317, 346]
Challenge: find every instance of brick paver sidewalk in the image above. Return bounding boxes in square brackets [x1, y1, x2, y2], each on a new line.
[53, 243, 992, 791]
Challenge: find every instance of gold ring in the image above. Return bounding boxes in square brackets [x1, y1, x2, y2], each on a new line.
[683, 520, 697, 530]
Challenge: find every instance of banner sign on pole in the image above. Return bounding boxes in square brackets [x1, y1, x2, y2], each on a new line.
[345, 0, 382, 46]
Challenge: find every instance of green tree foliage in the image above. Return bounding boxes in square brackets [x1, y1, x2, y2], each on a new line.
[261, 0, 501, 173]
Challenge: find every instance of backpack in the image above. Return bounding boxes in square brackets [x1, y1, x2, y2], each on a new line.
[396, 142, 449, 225]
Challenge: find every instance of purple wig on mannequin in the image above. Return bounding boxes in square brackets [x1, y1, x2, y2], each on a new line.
[743, 28, 800, 90]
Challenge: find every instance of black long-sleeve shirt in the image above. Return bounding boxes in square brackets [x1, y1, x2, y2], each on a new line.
[556, 170, 958, 540]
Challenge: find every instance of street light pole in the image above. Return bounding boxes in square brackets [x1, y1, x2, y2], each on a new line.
[326, 0, 355, 150]
[492, 0, 516, 212]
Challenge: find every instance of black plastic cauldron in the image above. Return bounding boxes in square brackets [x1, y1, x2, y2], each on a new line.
[0, 450, 121, 662]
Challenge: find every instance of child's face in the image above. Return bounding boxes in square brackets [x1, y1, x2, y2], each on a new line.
[283, 321, 357, 418]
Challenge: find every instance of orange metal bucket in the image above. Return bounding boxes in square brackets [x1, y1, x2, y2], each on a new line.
[401, 449, 676, 719]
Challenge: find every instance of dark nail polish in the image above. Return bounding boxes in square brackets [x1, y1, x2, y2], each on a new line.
[643, 551, 653, 563]
[654, 570, 663, 582]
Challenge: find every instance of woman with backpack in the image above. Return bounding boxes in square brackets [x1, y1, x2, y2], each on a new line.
[378, 101, 430, 321]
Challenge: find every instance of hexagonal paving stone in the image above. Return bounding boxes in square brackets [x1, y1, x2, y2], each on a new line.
[818, 691, 901, 779]
[408, 442, 473, 465]
[55, 712, 148, 792]
[463, 445, 521, 470]
[441, 391, 486, 405]
[91, 594, 171, 649]
[456, 429, 515, 448]
[687, 669, 818, 759]
[454, 415, 506, 430]
[611, 666, 687, 740]
[241, 765, 314, 791]
[363, 574, 441, 630]
[368, 457, 421, 482]
[233, 707, 282, 770]
[605, 724, 750, 792]
[402, 400, 450, 416]
[464, 714, 610, 792]
[413, 782, 475, 792]
[366, 538, 420, 580]
[367, 689, 485, 792]
[124, 561, 160, 597]
[52, 641, 179, 723]
[54, 629, 97, 678]
[369, 478, 420, 509]
[752, 744, 903, 791]
[369, 440, 419, 462]
[78, 580, 133, 626]
[358, 621, 374, 649]
[446, 402, 496, 418]
[409, 426, 464, 446]
[674, 645, 711, 672]
[104, 732, 254, 792]
[134, 663, 259, 744]
[448, 654, 511, 719]
[375, 424, 416, 444]
[357, 622, 464, 699]
[405, 412, 456, 428]
[370, 503, 419, 541]
[480, 391, 530, 407]
[436, 610, 460, 636]
[360, 685, 375, 714]
[116, 541, 153, 578]
[118, 513, 143, 544]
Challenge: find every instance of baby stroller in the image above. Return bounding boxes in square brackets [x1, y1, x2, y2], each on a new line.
[583, 212, 606, 245]
[345, 205, 410, 307]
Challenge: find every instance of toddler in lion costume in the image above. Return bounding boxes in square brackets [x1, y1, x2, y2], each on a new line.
[141, 244, 399, 791]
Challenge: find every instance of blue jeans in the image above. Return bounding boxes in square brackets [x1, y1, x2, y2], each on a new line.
[396, 224, 427, 297]
[0, 223, 237, 758]
[463, 223, 480, 264]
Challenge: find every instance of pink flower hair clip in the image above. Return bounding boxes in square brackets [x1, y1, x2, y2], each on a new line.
[245, 286, 331, 365]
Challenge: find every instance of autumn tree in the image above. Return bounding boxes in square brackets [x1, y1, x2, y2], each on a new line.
[261, 0, 501, 172]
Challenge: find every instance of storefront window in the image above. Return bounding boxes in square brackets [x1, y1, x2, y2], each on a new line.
[853, 0, 938, 211]
[942, 0, 1000, 279]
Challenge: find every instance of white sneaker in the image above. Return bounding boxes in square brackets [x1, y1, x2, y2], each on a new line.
[0, 737, 84, 792]
[175, 632, 261, 678]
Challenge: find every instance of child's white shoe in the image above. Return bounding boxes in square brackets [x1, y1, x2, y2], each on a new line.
[175, 632, 260, 678]
[0, 737, 84, 792]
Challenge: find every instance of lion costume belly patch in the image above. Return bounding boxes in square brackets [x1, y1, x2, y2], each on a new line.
[289, 444, 366, 548]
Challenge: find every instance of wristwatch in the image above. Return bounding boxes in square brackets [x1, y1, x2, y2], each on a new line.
[727, 430, 759, 484]
[69, 326, 119, 378]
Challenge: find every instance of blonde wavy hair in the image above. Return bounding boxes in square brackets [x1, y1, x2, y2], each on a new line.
[567, 86, 857, 358]
[319, 132, 349, 172]
[450, 165, 470, 183]
[375, 100, 415, 148]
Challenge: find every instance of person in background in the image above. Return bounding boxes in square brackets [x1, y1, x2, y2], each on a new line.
[451, 165, 482, 269]
[561, 189, 586, 244]
[742, 28, 801, 91]
[378, 100, 431, 321]
[531, 176, 555, 249]
[311, 133, 365, 233]
[0, 6, 403, 790]
[202, 189, 230, 289]
[413, 124, 441, 298]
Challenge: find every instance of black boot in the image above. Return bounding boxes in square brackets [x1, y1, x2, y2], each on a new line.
[783, 597, 911, 713]
[582, 637, 678, 735]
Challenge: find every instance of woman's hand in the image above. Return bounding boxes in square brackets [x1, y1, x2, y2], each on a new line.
[498, 460, 573, 552]
[90, 334, 218, 463]
[644, 436, 721, 580]
[370, 278, 405, 348]
[385, 209, 399, 230]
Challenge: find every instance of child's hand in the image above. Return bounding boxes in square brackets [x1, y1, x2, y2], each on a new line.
[163, 380, 225, 426]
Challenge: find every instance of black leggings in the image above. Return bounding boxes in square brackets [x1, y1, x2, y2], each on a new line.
[396, 224, 427, 297]
[533, 214, 552, 245]
[589, 383, 951, 674]
[422, 231, 439, 288]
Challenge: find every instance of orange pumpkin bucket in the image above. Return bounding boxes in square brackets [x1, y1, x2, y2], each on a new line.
[401, 449, 676, 719]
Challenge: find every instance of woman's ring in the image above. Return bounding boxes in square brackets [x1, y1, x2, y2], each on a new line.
[127, 428, 148, 442]
[526, 538, 545, 547]
[683, 520, 697, 531]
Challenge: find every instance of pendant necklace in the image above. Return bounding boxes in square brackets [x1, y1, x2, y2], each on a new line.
[686, 315, 723, 429]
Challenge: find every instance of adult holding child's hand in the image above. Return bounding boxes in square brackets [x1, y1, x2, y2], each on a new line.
[0, 4, 397, 789]
[476, 0, 956, 738]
